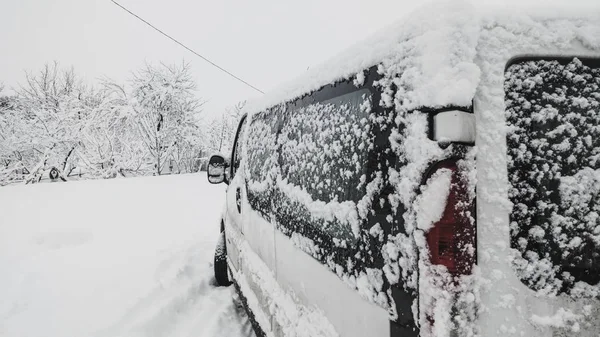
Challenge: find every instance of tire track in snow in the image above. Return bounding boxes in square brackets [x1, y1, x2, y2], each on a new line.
[95, 242, 254, 337]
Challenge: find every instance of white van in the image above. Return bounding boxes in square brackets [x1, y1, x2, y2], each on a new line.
[207, 2, 600, 337]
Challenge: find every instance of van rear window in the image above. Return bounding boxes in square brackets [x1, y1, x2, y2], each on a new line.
[505, 57, 600, 294]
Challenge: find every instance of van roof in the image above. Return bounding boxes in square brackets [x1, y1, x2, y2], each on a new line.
[241, 1, 600, 118]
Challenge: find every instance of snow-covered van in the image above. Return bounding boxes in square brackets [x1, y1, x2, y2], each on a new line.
[207, 3, 600, 337]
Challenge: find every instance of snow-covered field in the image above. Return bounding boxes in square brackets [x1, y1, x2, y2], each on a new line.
[0, 174, 254, 337]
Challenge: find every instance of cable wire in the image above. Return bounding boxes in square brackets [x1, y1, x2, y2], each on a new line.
[111, 0, 265, 94]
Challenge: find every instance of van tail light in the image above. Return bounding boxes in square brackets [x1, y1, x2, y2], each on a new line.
[426, 161, 476, 275]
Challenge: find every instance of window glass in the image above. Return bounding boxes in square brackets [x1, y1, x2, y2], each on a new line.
[231, 117, 247, 178]
[505, 58, 600, 293]
[245, 107, 282, 216]
[280, 89, 372, 202]
[277, 89, 373, 243]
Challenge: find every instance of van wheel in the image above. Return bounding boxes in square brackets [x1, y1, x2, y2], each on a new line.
[214, 231, 232, 287]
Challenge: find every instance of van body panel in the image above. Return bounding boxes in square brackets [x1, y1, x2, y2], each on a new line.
[227, 242, 274, 337]
[229, 218, 340, 337]
[225, 173, 244, 271]
[273, 228, 390, 337]
[242, 188, 277, 275]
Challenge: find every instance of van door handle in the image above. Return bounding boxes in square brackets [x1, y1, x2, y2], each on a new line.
[236, 187, 242, 213]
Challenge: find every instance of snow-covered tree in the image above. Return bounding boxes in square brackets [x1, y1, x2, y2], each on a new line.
[0, 61, 208, 186]
[207, 100, 245, 155]
[0, 85, 25, 184]
[1, 63, 98, 182]
[128, 62, 205, 175]
[73, 79, 160, 178]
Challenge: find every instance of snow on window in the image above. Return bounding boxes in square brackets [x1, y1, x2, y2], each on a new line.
[243, 83, 397, 310]
[276, 89, 373, 243]
[232, 117, 248, 178]
[245, 107, 282, 216]
[505, 58, 600, 296]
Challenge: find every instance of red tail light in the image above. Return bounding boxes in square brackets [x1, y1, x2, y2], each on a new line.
[426, 161, 476, 275]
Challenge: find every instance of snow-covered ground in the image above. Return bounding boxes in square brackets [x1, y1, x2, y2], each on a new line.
[0, 174, 254, 337]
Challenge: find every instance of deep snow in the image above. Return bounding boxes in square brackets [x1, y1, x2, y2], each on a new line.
[0, 174, 254, 337]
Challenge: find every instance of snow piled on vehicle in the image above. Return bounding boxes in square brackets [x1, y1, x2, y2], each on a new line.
[241, 1, 481, 119]
[241, 2, 483, 325]
[237, 1, 600, 336]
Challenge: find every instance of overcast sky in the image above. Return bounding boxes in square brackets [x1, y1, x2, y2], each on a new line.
[0, 0, 432, 117]
[0, 0, 597, 118]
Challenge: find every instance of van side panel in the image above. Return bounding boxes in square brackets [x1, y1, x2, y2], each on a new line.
[225, 173, 244, 272]
[274, 229, 390, 337]
[242, 187, 277, 274]
[226, 223, 274, 337]
[241, 190, 277, 331]
[232, 212, 340, 337]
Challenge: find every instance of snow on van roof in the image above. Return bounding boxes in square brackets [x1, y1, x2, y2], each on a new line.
[242, 1, 600, 117]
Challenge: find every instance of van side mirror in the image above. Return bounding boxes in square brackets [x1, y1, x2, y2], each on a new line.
[207, 155, 229, 184]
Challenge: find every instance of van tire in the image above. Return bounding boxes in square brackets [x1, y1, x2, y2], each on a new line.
[214, 231, 231, 287]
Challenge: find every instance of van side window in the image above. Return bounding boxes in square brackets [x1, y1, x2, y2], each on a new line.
[245, 107, 282, 216]
[231, 117, 247, 178]
[276, 89, 373, 244]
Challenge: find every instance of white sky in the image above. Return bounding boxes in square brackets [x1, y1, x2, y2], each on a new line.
[0, 0, 431, 118]
[0, 0, 597, 118]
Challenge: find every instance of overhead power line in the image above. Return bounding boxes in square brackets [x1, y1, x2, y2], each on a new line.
[110, 0, 265, 94]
